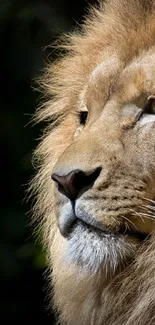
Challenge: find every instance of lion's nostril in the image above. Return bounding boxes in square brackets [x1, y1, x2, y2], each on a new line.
[51, 167, 102, 200]
[52, 170, 80, 200]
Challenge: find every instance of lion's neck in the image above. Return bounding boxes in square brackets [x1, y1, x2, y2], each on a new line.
[52, 260, 109, 325]
[50, 233, 155, 325]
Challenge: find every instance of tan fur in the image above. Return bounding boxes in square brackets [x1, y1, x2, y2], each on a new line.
[31, 1, 155, 324]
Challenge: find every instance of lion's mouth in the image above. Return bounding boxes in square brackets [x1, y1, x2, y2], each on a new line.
[69, 217, 147, 242]
[60, 206, 149, 273]
[59, 206, 147, 242]
[64, 215, 148, 273]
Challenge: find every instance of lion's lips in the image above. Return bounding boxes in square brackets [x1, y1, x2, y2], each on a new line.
[58, 204, 108, 237]
[71, 219, 147, 242]
[58, 206, 147, 241]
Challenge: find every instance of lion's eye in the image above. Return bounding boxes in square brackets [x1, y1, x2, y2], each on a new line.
[143, 97, 155, 115]
[79, 111, 88, 125]
[137, 97, 155, 122]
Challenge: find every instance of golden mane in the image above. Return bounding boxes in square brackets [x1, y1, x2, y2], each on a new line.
[31, 1, 155, 324]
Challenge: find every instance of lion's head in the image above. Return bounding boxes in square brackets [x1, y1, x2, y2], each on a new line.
[32, 1, 155, 324]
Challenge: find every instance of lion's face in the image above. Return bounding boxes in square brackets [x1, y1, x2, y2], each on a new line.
[51, 51, 155, 273]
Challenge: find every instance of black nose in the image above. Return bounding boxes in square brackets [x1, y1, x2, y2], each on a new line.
[51, 167, 101, 200]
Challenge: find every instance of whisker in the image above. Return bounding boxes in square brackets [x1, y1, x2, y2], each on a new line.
[140, 207, 155, 215]
[121, 215, 139, 231]
[132, 211, 155, 222]
[129, 209, 145, 223]
[136, 212, 155, 218]
[122, 221, 130, 233]
[142, 205, 155, 212]
[143, 198, 155, 204]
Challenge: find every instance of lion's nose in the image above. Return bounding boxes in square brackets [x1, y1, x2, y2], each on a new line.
[51, 167, 101, 201]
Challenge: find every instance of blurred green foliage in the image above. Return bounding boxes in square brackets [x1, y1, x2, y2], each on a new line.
[1, 0, 92, 322]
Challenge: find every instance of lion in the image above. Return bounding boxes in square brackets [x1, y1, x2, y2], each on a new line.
[31, 0, 155, 324]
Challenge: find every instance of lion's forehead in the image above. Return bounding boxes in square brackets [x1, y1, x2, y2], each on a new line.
[81, 47, 155, 112]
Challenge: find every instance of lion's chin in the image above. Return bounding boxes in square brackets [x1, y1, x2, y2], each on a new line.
[64, 220, 146, 274]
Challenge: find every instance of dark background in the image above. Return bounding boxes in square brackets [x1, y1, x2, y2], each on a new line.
[1, 0, 96, 323]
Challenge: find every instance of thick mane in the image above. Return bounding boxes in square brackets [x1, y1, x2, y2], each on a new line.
[97, 235, 155, 324]
[31, 1, 155, 324]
